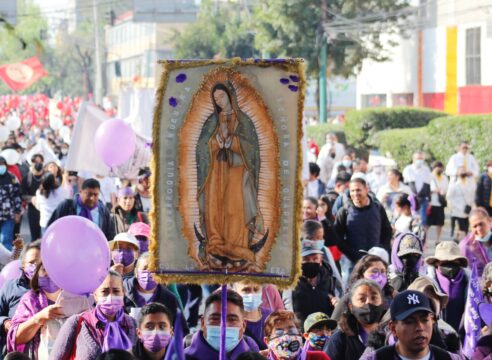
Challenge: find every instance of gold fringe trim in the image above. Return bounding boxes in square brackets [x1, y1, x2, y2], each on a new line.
[149, 58, 305, 290]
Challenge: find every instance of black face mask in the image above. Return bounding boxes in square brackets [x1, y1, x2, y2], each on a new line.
[302, 262, 321, 278]
[351, 303, 386, 325]
[401, 255, 420, 270]
[34, 163, 43, 172]
[439, 264, 461, 279]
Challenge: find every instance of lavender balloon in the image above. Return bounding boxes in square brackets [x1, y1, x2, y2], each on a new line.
[94, 118, 136, 167]
[41, 216, 111, 295]
[0, 260, 22, 290]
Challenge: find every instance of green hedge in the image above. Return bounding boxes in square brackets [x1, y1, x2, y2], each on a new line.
[344, 107, 446, 149]
[305, 123, 345, 147]
[427, 115, 492, 169]
[372, 127, 433, 169]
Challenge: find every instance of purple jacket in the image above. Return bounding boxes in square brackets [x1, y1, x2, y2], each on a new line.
[184, 330, 259, 360]
[6, 290, 49, 356]
[50, 308, 137, 360]
[459, 233, 489, 277]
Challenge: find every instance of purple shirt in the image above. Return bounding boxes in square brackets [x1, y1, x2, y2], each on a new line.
[246, 307, 271, 349]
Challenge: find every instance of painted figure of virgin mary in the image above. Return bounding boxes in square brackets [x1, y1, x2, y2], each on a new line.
[194, 82, 268, 270]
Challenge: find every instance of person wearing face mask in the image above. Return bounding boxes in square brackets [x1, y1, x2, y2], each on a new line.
[429, 161, 449, 244]
[132, 303, 174, 360]
[34, 173, 68, 235]
[360, 290, 461, 360]
[0, 241, 41, 354]
[425, 241, 469, 332]
[232, 281, 272, 350]
[20, 154, 44, 241]
[282, 241, 339, 327]
[6, 262, 64, 357]
[326, 279, 386, 360]
[112, 187, 149, 234]
[184, 289, 259, 360]
[0, 156, 22, 252]
[51, 270, 137, 360]
[459, 207, 492, 277]
[327, 154, 354, 189]
[109, 232, 140, 278]
[123, 252, 187, 334]
[262, 310, 330, 360]
[332, 254, 395, 321]
[446, 166, 476, 240]
[317, 132, 345, 185]
[366, 161, 387, 196]
[389, 232, 424, 292]
[58, 143, 69, 167]
[303, 312, 337, 353]
[403, 151, 432, 235]
[134, 168, 152, 214]
[476, 159, 492, 216]
[128, 222, 151, 253]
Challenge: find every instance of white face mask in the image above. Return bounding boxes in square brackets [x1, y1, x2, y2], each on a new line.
[477, 231, 492, 243]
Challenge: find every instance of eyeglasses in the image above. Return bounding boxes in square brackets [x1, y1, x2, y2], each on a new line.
[366, 268, 387, 275]
[270, 327, 300, 339]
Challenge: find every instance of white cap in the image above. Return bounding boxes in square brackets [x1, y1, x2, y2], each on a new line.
[1, 149, 20, 166]
[351, 172, 367, 181]
[108, 232, 140, 251]
[359, 246, 390, 264]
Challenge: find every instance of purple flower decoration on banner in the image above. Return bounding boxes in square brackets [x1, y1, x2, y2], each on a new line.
[169, 97, 178, 107]
[176, 73, 187, 83]
[280, 78, 290, 84]
[288, 85, 299, 92]
[289, 75, 300, 82]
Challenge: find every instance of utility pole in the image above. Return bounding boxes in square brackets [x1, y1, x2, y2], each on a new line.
[319, 0, 328, 123]
[93, 0, 103, 105]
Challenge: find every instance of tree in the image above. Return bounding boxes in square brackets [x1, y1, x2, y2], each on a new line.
[253, 0, 410, 78]
[174, 0, 257, 59]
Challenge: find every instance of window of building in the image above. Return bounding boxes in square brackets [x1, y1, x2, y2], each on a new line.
[465, 27, 481, 85]
[361, 94, 387, 108]
[392, 93, 414, 106]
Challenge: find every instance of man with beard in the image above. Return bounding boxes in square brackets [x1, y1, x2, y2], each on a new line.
[389, 232, 424, 292]
[361, 290, 460, 360]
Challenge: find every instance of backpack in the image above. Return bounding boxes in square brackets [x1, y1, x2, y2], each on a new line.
[375, 344, 451, 360]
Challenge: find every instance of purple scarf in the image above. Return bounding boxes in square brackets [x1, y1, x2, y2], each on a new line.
[436, 268, 465, 300]
[134, 287, 158, 307]
[390, 232, 423, 273]
[76, 194, 97, 221]
[94, 306, 132, 352]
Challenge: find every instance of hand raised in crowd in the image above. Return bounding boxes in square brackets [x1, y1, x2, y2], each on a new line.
[13, 236, 24, 250]
[111, 263, 124, 275]
[3, 319, 12, 332]
[329, 295, 339, 307]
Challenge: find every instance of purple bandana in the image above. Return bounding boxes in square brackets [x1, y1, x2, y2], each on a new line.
[137, 270, 157, 291]
[436, 268, 465, 299]
[95, 304, 132, 352]
[112, 249, 135, 267]
[76, 194, 97, 221]
[140, 330, 171, 353]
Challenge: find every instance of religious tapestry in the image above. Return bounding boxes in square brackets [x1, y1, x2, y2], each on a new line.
[150, 59, 305, 287]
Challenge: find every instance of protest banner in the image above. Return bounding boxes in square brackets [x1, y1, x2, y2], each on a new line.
[150, 58, 305, 288]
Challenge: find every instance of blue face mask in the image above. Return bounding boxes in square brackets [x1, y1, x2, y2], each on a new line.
[206, 325, 241, 352]
[477, 231, 492, 243]
[242, 293, 262, 312]
[0, 165, 6, 175]
[308, 333, 329, 350]
[342, 160, 352, 168]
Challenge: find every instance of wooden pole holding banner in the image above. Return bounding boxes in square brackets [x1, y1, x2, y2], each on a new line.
[220, 284, 227, 360]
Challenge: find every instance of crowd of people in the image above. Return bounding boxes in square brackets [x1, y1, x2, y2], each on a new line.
[0, 108, 489, 360]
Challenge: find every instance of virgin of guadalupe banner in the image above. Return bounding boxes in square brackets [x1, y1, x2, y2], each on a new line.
[150, 58, 305, 287]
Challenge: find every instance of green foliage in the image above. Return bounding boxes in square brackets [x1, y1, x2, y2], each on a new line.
[174, 0, 256, 59]
[372, 127, 432, 168]
[254, 0, 410, 78]
[305, 123, 345, 146]
[427, 115, 492, 168]
[344, 107, 446, 149]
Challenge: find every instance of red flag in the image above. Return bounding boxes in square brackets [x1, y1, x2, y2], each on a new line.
[0, 56, 48, 92]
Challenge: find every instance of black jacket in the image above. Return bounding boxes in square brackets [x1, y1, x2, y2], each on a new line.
[47, 198, 115, 240]
[292, 262, 338, 328]
[326, 328, 366, 360]
[476, 172, 492, 210]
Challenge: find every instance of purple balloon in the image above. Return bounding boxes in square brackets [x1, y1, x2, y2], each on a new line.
[41, 216, 110, 295]
[94, 118, 136, 168]
[0, 260, 22, 289]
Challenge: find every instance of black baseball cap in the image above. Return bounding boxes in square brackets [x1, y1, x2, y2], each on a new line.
[390, 290, 434, 321]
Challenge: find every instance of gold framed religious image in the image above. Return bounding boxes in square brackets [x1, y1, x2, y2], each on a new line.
[150, 58, 305, 287]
